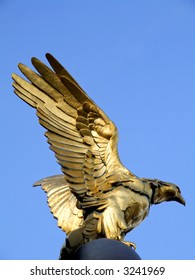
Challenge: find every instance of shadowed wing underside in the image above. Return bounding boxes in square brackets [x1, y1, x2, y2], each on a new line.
[12, 54, 133, 232]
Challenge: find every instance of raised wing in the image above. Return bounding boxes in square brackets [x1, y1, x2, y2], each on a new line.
[12, 53, 131, 209]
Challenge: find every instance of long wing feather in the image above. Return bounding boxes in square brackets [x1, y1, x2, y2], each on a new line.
[12, 54, 131, 209]
[34, 175, 84, 233]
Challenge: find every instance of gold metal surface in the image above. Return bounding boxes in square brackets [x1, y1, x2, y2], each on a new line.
[12, 54, 185, 253]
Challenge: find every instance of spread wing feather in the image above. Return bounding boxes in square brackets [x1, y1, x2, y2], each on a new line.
[12, 54, 131, 211]
[34, 175, 83, 234]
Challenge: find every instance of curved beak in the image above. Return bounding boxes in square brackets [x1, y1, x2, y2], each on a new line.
[175, 191, 186, 206]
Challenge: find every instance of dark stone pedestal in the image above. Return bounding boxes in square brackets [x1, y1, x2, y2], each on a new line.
[60, 238, 141, 260]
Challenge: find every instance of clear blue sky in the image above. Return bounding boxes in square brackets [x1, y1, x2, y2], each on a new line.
[1, 0, 194, 260]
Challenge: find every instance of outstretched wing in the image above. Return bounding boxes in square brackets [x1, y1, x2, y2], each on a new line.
[34, 175, 84, 234]
[12, 53, 131, 210]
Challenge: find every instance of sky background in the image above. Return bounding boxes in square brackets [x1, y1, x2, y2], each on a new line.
[0, 0, 194, 260]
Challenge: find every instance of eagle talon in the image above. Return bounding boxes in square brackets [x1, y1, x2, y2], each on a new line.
[122, 241, 136, 250]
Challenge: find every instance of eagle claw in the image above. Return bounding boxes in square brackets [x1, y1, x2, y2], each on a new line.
[122, 241, 136, 250]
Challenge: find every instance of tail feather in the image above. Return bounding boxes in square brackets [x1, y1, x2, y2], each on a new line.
[59, 212, 101, 259]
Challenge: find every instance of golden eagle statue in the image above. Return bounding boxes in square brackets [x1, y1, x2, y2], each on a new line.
[12, 54, 185, 255]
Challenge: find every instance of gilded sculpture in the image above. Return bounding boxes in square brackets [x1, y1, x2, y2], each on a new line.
[12, 54, 185, 256]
